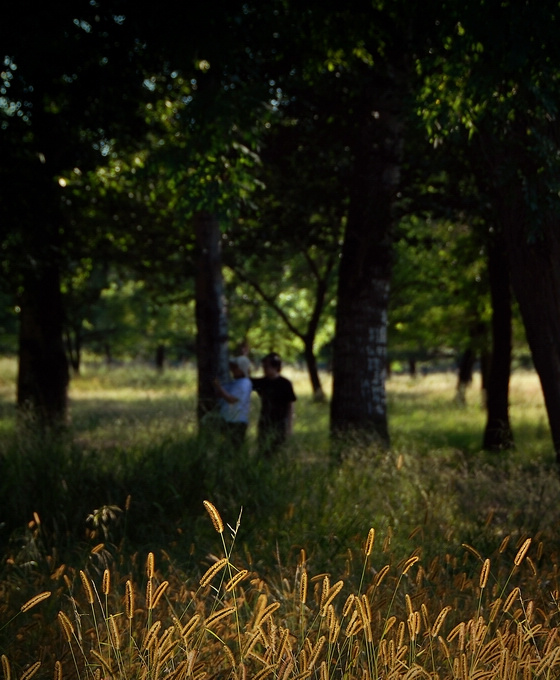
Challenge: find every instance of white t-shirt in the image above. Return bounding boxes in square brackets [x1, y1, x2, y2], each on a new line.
[219, 377, 252, 424]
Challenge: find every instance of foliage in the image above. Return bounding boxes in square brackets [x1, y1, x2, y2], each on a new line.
[0, 363, 559, 675]
[2, 501, 560, 678]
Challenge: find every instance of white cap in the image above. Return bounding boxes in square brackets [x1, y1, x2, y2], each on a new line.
[230, 355, 251, 377]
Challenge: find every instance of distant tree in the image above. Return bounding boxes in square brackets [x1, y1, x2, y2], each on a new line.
[0, 1, 155, 423]
[419, 0, 560, 458]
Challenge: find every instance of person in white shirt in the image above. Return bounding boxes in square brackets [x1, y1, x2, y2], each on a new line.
[213, 355, 252, 450]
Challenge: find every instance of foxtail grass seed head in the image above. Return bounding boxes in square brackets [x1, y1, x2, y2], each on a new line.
[80, 571, 94, 605]
[203, 500, 224, 533]
[146, 579, 153, 609]
[181, 614, 200, 641]
[462, 543, 483, 561]
[253, 665, 276, 680]
[308, 635, 325, 669]
[397, 620, 405, 648]
[342, 594, 355, 618]
[374, 564, 390, 586]
[365, 528, 375, 556]
[20, 662, 40, 680]
[90, 650, 112, 676]
[300, 569, 308, 604]
[490, 598, 502, 622]
[54, 660, 62, 680]
[431, 606, 452, 637]
[200, 557, 228, 587]
[421, 603, 429, 630]
[150, 580, 169, 610]
[322, 580, 344, 614]
[329, 619, 341, 645]
[407, 612, 418, 641]
[319, 575, 330, 611]
[503, 587, 521, 613]
[2, 655, 10, 680]
[384, 615, 397, 637]
[146, 552, 155, 579]
[204, 606, 236, 629]
[514, 538, 532, 566]
[499, 535, 511, 553]
[480, 559, 491, 589]
[402, 555, 419, 575]
[226, 569, 249, 592]
[405, 593, 413, 617]
[57, 611, 74, 643]
[255, 602, 280, 628]
[361, 594, 371, 623]
[109, 615, 121, 650]
[21, 591, 51, 613]
[142, 620, 162, 651]
[102, 569, 110, 595]
[125, 580, 135, 619]
[278, 627, 290, 660]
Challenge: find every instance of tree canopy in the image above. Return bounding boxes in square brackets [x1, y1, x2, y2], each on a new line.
[3, 1, 560, 456]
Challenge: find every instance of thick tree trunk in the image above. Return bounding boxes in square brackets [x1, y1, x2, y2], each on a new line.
[17, 263, 69, 426]
[194, 211, 229, 424]
[483, 237, 514, 451]
[330, 87, 402, 444]
[505, 212, 560, 461]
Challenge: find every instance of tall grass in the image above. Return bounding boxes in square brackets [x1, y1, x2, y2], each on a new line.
[1, 359, 560, 675]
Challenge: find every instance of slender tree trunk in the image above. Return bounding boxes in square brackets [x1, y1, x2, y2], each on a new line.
[194, 211, 229, 424]
[483, 236, 514, 451]
[155, 344, 165, 372]
[303, 338, 325, 402]
[17, 263, 69, 425]
[504, 212, 560, 461]
[65, 327, 82, 375]
[330, 84, 402, 444]
[456, 348, 475, 405]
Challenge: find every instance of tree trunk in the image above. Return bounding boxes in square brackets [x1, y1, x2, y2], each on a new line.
[505, 212, 560, 461]
[303, 338, 325, 402]
[17, 263, 69, 426]
[483, 236, 514, 451]
[155, 344, 165, 372]
[65, 326, 82, 375]
[456, 348, 475, 405]
[194, 211, 229, 424]
[330, 86, 402, 444]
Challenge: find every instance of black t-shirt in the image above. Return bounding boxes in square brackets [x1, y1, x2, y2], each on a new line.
[251, 376, 296, 424]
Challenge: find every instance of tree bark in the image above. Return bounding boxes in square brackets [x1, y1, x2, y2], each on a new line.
[456, 347, 475, 405]
[330, 83, 403, 444]
[504, 211, 560, 461]
[17, 263, 69, 426]
[303, 338, 325, 402]
[483, 236, 514, 451]
[194, 211, 229, 424]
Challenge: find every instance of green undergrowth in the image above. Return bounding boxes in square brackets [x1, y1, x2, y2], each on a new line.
[1, 361, 559, 674]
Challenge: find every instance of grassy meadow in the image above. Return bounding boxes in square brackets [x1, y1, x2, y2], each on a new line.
[1, 357, 560, 678]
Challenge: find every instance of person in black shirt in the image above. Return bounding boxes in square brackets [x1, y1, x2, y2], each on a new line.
[251, 352, 296, 457]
